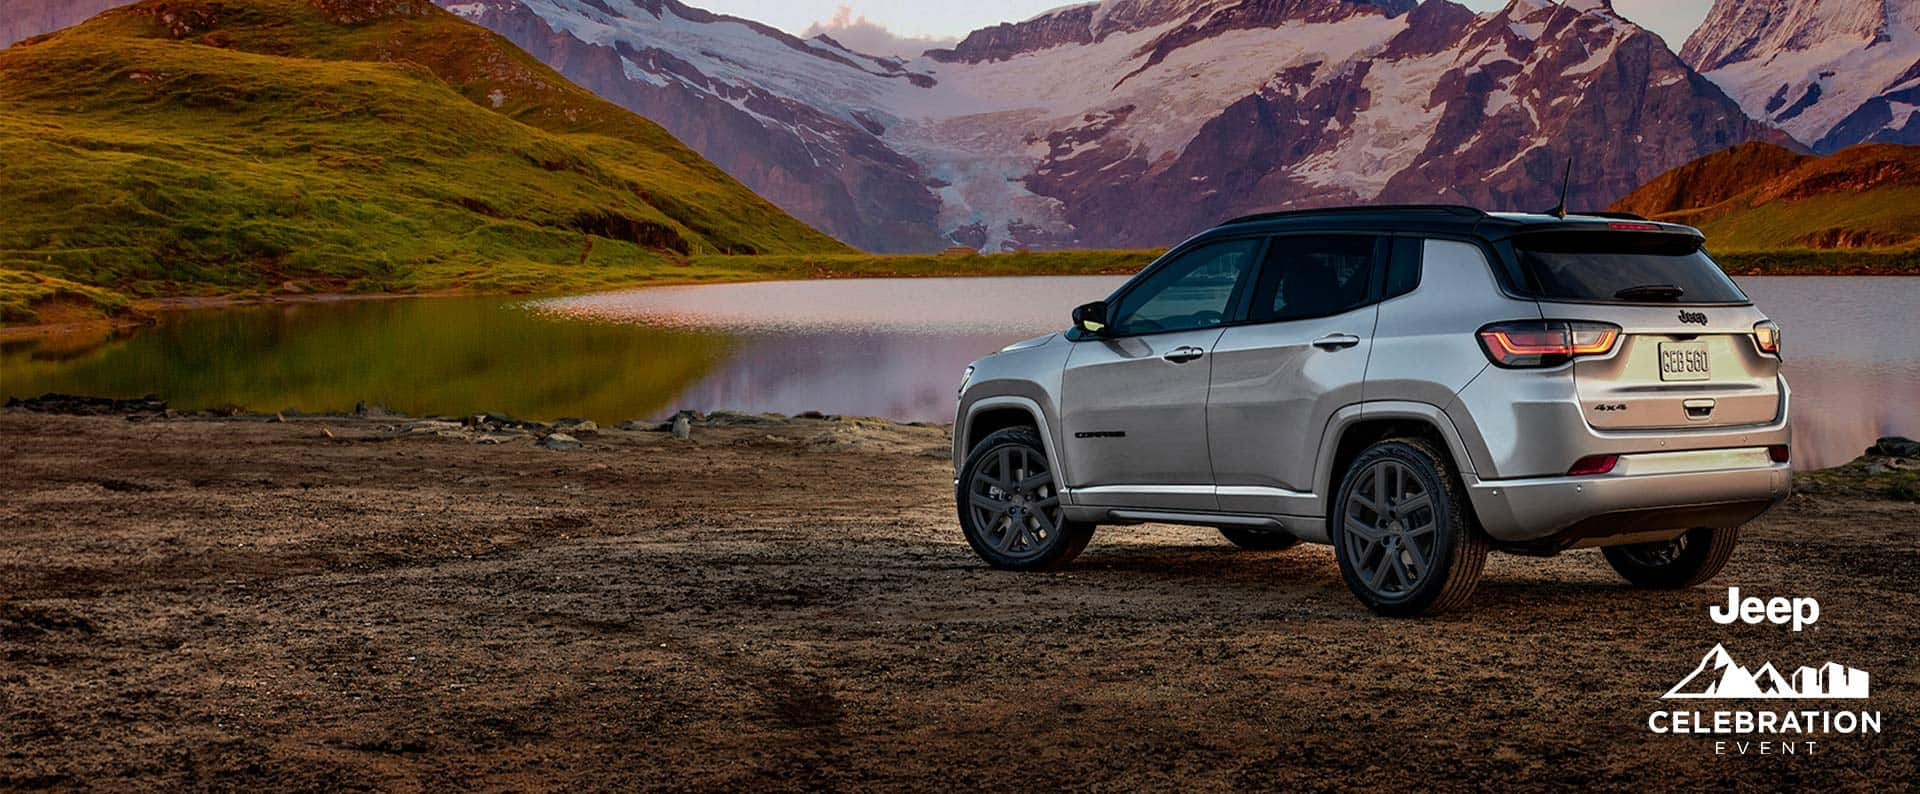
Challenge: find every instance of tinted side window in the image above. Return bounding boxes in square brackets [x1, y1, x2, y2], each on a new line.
[1248, 235, 1381, 322]
[1107, 238, 1258, 336]
[1384, 237, 1422, 299]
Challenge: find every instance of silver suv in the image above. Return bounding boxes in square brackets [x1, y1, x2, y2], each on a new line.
[953, 205, 1790, 615]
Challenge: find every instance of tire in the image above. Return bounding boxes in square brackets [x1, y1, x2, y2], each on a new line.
[1602, 527, 1739, 589]
[956, 427, 1094, 571]
[1329, 437, 1488, 616]
[1218, 527, 1300, 551]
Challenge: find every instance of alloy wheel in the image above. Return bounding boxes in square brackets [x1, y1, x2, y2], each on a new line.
[1341, 459, 1439, 597]
[966, 444, 1062, 562]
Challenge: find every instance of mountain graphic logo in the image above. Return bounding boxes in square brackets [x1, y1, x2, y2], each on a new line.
[1663, 644, 1870, 699]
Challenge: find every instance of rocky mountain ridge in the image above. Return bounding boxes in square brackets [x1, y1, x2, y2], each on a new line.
[438, 0, 1788, 250]
[15, 0, 1890, 251]
[1681, 0, 1920, 153]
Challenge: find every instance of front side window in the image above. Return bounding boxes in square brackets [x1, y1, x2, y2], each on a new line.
[1106, 238, 1258, 335]
[1248, 235, 1381, 322]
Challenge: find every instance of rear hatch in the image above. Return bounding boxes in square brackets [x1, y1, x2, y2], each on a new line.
[1503, 226, 1782, 431]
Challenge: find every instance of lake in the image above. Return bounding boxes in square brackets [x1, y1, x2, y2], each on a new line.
[3, 276, 1915, 470]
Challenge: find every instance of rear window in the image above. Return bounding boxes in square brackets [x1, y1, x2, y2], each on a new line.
[1506, 231, 1748, 304]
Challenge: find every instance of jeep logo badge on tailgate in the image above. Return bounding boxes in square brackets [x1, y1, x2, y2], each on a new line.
[1678, 310, 1708, 325]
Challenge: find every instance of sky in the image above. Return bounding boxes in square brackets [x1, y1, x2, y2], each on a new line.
[700, 0, 1716, 59]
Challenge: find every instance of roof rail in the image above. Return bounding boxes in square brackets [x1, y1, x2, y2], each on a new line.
[1221, 204, 1488, 226]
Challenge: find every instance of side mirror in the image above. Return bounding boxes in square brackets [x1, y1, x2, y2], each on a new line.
[1072, 300, 1109, 335]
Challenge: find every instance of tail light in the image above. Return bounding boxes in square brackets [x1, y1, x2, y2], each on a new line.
[1567, 454, 1619, 476]
[1752, 320, 1782, 357]
[1477, 321, 1621, 368]
[1768, 444, 1790, 464]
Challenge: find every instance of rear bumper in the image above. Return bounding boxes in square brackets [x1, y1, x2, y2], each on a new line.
[1465, 447, 1791, 545]
[1449, 368, 1790, 480]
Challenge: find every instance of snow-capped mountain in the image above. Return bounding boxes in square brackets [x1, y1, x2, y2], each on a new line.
[1682, 0, 1920, 153]
[437, 0, 949, 252]
[441, 0, 1784, 251]
[975, 0, 1786, 247]
[1664, 644, 1871, 699]
[13, 0, 1795, 251]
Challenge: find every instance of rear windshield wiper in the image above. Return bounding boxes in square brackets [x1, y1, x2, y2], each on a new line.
[1614, 284, 1685, 301]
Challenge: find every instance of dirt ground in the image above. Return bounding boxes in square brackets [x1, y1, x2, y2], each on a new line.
[1, 407, 1914, 791]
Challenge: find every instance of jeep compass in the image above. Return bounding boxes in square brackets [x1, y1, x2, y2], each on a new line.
[952, 205, 1790, 615]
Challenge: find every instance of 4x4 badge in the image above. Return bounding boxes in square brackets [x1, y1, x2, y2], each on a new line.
[1678, 310, 1708, 325]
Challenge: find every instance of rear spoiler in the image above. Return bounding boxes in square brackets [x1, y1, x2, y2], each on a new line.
[1494, 218, 1706, 244]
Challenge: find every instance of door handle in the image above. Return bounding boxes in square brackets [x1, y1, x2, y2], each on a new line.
[1312, 333, 1362, 350]
[1162, 345, 1205, 364]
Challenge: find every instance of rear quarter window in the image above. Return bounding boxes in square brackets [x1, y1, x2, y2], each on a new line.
[1505, 231, 1748, 304]
[1384, 237, 1421, 299]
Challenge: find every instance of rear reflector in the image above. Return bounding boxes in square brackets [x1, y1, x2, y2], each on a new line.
[1768, 445, 1790, 464]
[1753, 319, 1783, 357]
[1568, 454, 1620, 476]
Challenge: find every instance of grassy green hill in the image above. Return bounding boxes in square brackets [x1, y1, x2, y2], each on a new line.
[1610, 142, 1920, 274]
[0, 0, 851, 323]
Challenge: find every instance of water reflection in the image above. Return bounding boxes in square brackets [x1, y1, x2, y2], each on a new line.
[3, 297, 736, 422]
[529, 276, 1120, 334]
[526, 276, 1128, 421]
[4, 276, 1914, 470]
[1739, 278, 1920, 468]
[650, 330, 1023, 420]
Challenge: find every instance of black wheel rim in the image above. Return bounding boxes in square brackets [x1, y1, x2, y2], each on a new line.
[967, 445, 1062, 561]
[1342, 460, 1439, 598]
[1619, 534, 1689, 567]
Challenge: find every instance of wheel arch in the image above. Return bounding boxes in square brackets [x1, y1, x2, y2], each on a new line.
[1314, 402, 1479, 504]
[957, 396, 1068, 491]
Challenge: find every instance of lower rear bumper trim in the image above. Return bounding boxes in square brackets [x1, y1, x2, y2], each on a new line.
[1465, 460, 1790, 543]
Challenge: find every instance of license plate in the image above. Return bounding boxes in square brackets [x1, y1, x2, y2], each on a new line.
[1659, 341, 1710, 381]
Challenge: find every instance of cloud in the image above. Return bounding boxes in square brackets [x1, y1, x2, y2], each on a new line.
[800, 6, 958, 60]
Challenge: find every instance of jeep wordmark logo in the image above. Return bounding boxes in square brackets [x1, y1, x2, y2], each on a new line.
[1646, 588, 1883, 756]
[1712, 587, 1819, 632]
[1677, 310, 1709, 325]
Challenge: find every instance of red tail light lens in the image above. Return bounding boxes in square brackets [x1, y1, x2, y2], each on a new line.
[1567, 454, 1619, 476]
[1768, 444, 1790, 463]
[1478, 321, 1621, 367]
[1752, 320, 1782, 357]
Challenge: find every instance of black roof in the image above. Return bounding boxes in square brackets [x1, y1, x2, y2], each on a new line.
[1206, 204, 1703, 242]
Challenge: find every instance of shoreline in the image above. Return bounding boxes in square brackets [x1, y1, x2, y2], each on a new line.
[0, 249, 1158, 334]
[4, 252, 1916, 335]
[0, 291, 469, 341]
[4, 394, 1914, 490]
[1, 269, 1137, 339]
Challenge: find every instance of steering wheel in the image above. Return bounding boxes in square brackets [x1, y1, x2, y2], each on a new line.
[1191, 310, 1224, 326]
